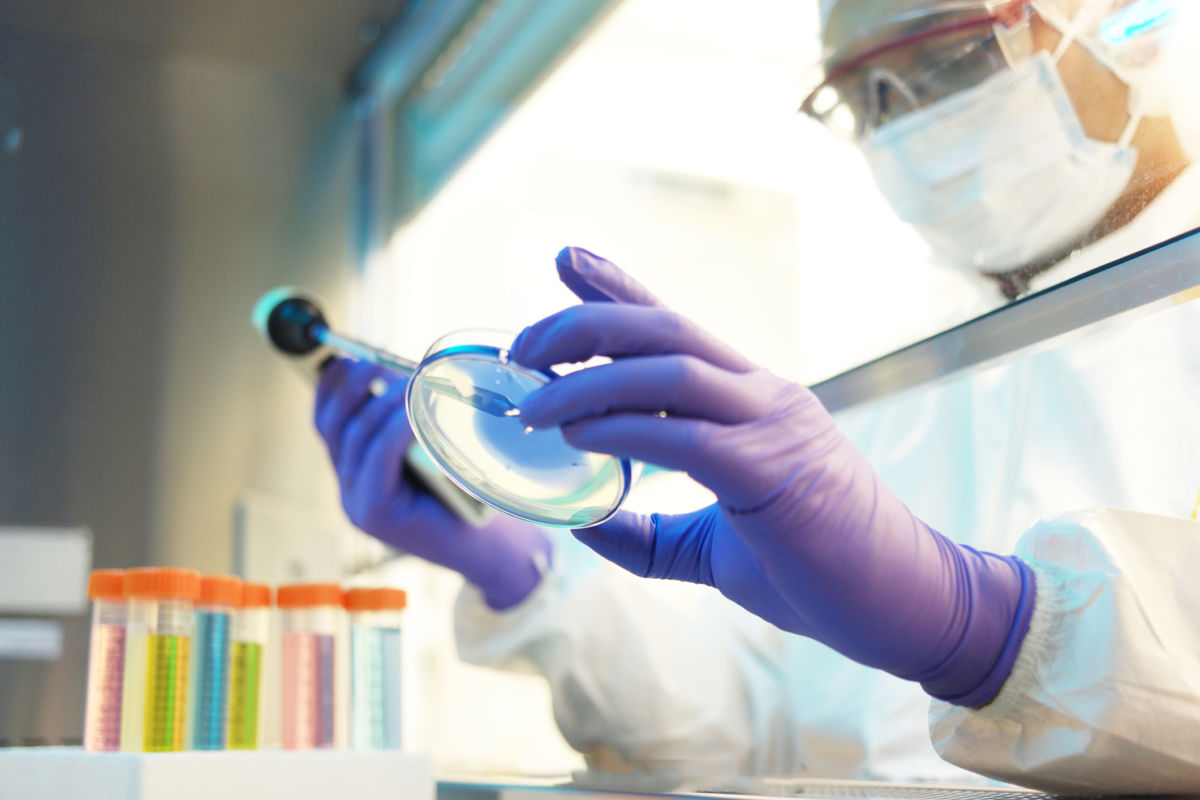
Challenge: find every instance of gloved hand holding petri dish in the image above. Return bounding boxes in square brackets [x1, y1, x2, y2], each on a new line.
[252, 288, 637, 528]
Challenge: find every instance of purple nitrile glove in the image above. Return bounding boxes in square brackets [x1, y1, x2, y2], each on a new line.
[510, 246, 1036, 706]
[314, 357, 551, 610]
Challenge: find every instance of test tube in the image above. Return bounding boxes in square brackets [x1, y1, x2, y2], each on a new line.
[83, 569, 127, 752]
[277, 583, 342, 750]
[228, 582, 271, 750]
[121, 567, 200, 752]
[189, 574, 242, 750]
[345, 588, 406, 750]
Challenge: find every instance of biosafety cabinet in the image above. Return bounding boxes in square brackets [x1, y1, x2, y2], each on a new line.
[0, 0, 616, 749]
[2, 0, 1199, 789]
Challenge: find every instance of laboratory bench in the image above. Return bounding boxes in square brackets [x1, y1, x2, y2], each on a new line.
[435, 775, 1184, 800]
[0, 749, 1191, 800]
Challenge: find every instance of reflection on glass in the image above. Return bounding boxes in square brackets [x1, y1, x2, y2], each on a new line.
[837, 284, 1200, 553]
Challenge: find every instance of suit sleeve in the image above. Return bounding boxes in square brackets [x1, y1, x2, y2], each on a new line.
[930, 508, 1200, 795]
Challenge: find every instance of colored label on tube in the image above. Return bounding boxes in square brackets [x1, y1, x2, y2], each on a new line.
[83, 624, 126, 751]
[192, 611, 231, 750]
[281, 632, 335, 749]
[143, 633, 190, 751]
[350, 627, 402, 749]
[228, 640, 262, 749]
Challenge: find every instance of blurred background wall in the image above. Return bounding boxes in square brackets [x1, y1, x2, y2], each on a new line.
[0, 0, 397, 744]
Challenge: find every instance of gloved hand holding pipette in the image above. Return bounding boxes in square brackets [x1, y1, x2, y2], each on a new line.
[511, 246, 1036, 706]
[314, 357, 551, 610]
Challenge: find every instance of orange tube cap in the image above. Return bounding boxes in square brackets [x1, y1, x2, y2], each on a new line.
[241, 582, 273, 608]
[198, 574, 243, 607]
[276, 583, 343, 609]
[344, 587, 407, 612]
[124, 567, 201, 600]
[87, 569, 126, 600]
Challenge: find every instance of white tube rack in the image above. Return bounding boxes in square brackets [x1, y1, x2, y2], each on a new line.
[0, 747, 432, 800]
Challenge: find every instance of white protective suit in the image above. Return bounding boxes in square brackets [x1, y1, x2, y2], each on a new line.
[455, 163, 1200, 795]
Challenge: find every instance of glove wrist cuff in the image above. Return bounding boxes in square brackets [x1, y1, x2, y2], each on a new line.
[919, 553, 1037, 708]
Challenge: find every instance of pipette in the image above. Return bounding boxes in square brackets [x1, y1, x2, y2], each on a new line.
[252, 287, 495, 526]
[252, 288, 519, 418]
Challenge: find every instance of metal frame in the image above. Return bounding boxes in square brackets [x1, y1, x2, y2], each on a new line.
[811, 227, 1200, 413]
[352, 0, 619, 231]
[437, 777, 1056, 800]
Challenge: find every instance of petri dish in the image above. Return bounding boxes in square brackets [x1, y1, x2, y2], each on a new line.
[406, 329, 635, 528]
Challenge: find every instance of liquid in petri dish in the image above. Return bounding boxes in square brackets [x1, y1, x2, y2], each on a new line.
[407, 333, 634, 527]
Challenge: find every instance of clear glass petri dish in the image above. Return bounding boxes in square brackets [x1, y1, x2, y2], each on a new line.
[406, 329, 636, 528]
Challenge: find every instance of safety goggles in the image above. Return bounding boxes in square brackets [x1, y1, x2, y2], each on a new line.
[801, 0, 1180, 141]
[800, 0, 1033, 140]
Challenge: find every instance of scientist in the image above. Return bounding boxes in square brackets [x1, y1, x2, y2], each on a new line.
[314, 0, 1200, 794]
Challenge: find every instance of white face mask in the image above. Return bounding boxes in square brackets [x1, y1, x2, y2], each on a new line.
[858, 51, 1137, 273]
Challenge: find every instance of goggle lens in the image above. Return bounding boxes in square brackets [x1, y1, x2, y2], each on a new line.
[802, 1, 1030, 139]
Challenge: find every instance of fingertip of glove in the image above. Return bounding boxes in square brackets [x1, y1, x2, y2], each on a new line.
[569, 527, 607, 561]
[572, 509, 640, 538]
[554, 246, 584, 279]
[510, 328, 528, 362]
[557, 246, 617, 305]
[554, 246, 578, 276]
[556, 245, 600, 265]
